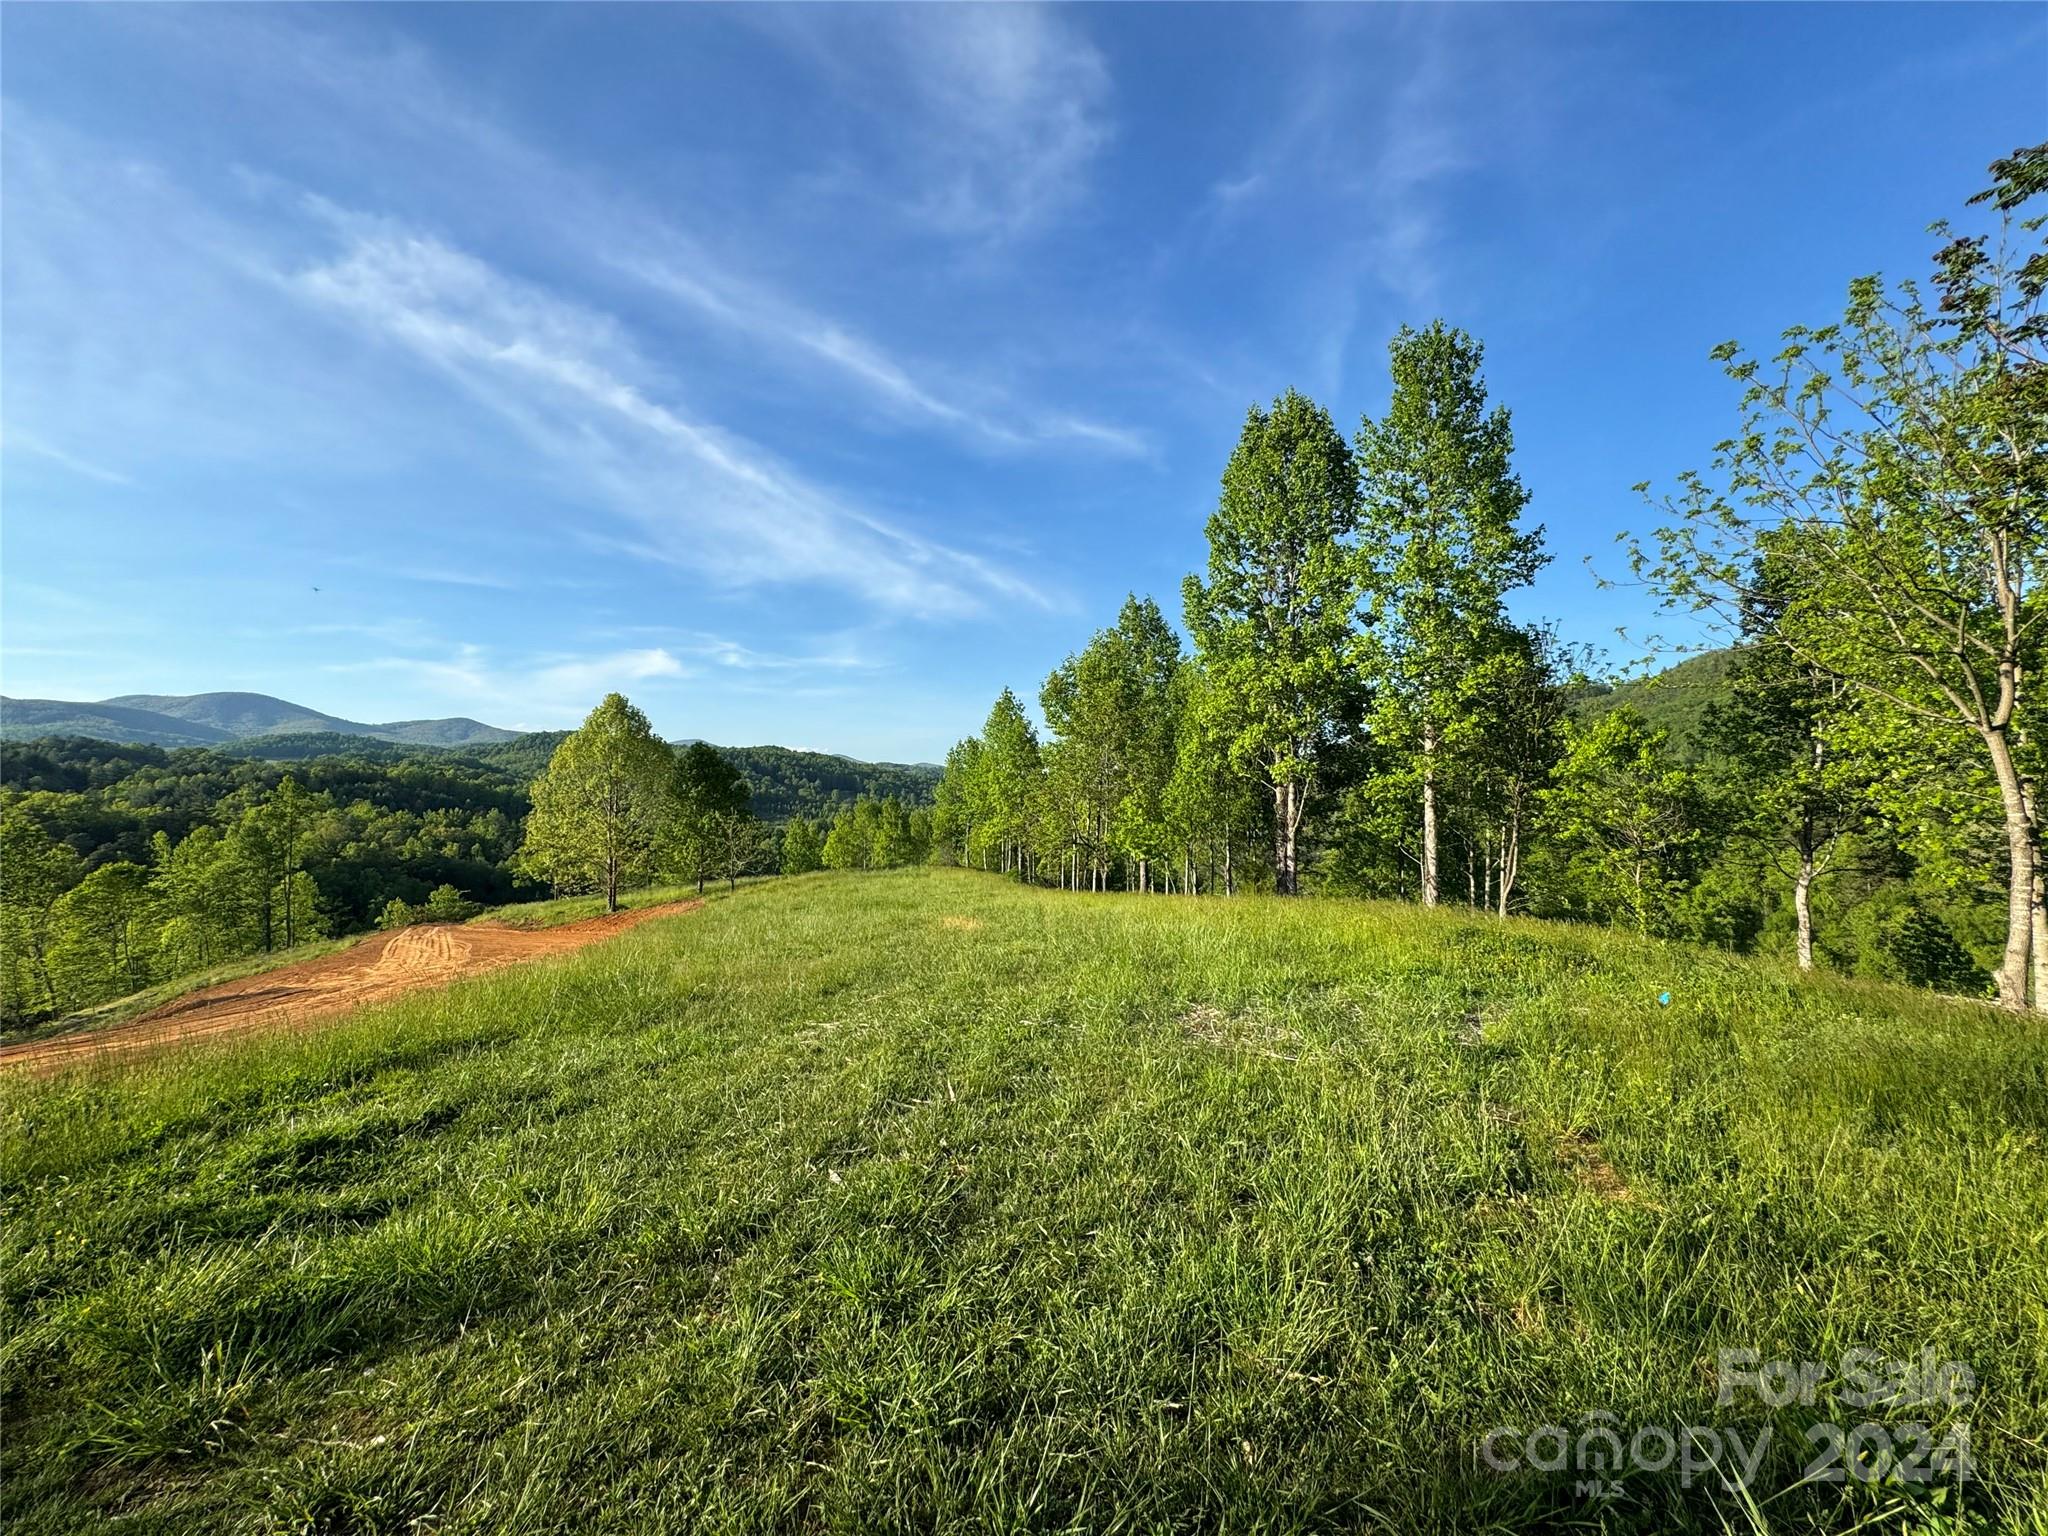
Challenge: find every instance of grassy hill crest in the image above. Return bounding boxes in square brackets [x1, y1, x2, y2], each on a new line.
[3, 869, 2039, 1531]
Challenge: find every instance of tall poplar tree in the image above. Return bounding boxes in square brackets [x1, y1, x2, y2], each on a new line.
[519, 693, 672, 911]
[978, 690, 1044, 878]
[1356, 323, 1546, 907]
[1455, 623, 1575, 916]
[1038, 596, 1181, 892]
[1162, 661, 1263, 896]
[668, 741, 750, 895]
[1109, 596, 1184, 893]
[1183, 389, 1364, 895]
[931, 737, 984, 867]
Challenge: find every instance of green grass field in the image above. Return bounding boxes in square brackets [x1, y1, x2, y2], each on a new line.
[467, 881, 721, 928]
[4, 869, 2044, 1534]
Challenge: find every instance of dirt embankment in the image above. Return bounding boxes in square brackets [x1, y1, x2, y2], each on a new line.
[0, 901, 703, 1077]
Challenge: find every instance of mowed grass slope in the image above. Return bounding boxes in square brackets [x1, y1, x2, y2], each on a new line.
[3, 869, 2044, 1534]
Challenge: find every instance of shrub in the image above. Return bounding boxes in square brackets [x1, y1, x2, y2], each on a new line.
[376, 898, 419, 931]
[424, 884, 478, 923]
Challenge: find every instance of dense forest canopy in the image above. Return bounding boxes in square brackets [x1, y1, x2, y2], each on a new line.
[0, 733, 938, 828]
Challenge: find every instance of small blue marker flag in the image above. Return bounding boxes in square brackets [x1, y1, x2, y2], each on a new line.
[1657, 991, 1672, 1007]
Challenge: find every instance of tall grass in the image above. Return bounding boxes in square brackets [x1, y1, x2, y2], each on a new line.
[3, 869, 2043, 1533]
[467, 880, 718, 928]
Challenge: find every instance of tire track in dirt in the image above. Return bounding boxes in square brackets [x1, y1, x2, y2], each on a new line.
[0, 901, 703, 1077]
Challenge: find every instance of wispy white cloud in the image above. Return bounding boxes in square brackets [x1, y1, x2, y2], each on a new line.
[4, 14, 1137, 637]
[157, 7, 1141, 461]
[0, 426, 136, 487]
[531, 647, 687, 700]
[755, 5, 1114, 241]
[378, 565, 521, 591]
[1206, 172, 1267, 211]
[328, 643, 690, 728]
[275, 616, 441, 648]
[609, 627, 883, 674]
[887, 5, 1115, 239]
[1356, 18, 1476, 312]
[1165, 9, 1500, 397]
[0, 105, 434, 477]
[624, 253, 1149, 458]
[288, 213, 1050, 618]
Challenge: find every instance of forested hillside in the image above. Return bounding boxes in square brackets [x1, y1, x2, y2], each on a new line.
[452, 734, 941, 820]
[1570, 648, 1738, 761]
[0, 731, 938, 1028]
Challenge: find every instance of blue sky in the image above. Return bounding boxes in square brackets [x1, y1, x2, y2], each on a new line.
[3, 4, 2041, 761]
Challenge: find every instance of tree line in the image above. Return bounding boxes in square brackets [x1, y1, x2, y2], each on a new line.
[6, 148, 2034, 1018]
[517, 693, 940, 902]
[931, 147, 2045, 1009]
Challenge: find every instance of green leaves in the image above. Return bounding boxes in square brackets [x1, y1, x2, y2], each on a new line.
[1637, 144, 2048, 1005]
[1541, 708, 1714, 936]
[0, 808, 83, 1017]
[976, 689, 1042, 875]
[519, 693, 674, 911]
[1037, 596, 1183, 882]
[820, 797, 927, 872]
[1352, 322, 1549, 906]
[1184, 390, 1365, 892]
[781, 817, 824, 876]
[665, 740, 756, 892]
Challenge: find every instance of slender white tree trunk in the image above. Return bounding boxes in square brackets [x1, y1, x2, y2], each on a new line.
[1793, 851, 1815, 972]
[1419, 726, 1439, 908]
[1986, 723, 2036, 1010]
[1273, 780, 1299, 896]
[1498, 810, 1520, 918]
[2033, 866, 2046, 1009]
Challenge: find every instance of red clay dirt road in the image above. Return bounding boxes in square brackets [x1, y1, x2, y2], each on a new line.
[0, 901, 703, 1077]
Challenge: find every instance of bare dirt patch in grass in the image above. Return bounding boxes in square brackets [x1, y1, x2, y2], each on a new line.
[1554, 1126, 1635, 1203]
[0, 901, 703, 1076]
[1177, 1004, 1303, 1061]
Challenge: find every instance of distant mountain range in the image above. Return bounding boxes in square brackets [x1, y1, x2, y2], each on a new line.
[0, 692, 520, 749]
